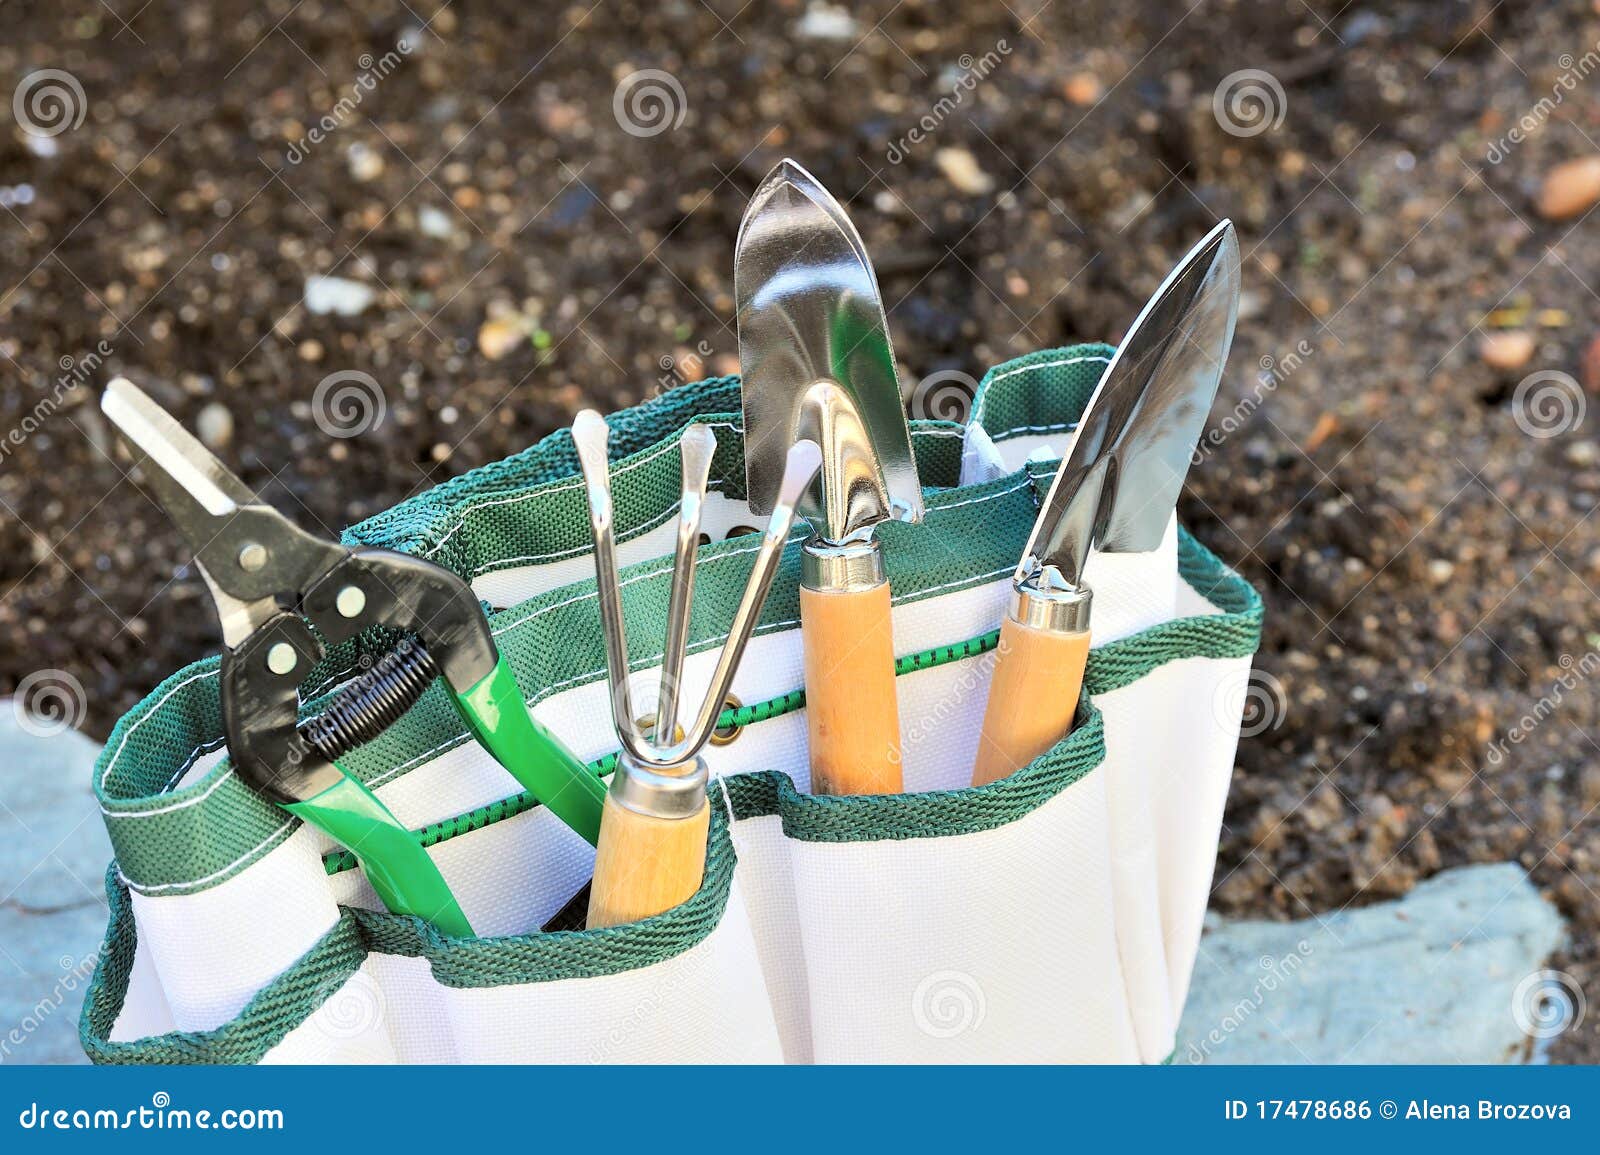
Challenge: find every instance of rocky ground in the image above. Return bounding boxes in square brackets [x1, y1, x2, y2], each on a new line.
[2, 1, 1597, 1060]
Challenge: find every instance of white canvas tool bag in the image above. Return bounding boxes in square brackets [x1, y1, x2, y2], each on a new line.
[82, 345, 1263, 1064]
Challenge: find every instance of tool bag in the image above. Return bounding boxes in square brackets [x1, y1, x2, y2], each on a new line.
[81, 344, 1263, 1064]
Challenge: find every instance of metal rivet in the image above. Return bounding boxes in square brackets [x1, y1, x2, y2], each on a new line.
[335, 585, 367, 618]
[238, 542, 268, 572]
[709, 692, 743, 746]
[266, 642, 298, 675]
[634, 714, 685, 745]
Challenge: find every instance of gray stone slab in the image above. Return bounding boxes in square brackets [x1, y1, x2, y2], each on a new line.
[1176, 862, 1569, 1064]
[0, 709, 112, 1065]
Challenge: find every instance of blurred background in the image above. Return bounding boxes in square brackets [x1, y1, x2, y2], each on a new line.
[2, 1, 1597, 1061]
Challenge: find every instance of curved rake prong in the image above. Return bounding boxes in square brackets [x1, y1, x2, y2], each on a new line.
[657, 423, 717, 744]
[573, 410, 820, 770]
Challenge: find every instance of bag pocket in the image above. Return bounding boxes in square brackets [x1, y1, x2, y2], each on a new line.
[82, 805, 784, 1064]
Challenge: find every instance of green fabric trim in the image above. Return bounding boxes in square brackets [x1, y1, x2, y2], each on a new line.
[720, 701, 1103, 843]
[971, 344, 1114, 442]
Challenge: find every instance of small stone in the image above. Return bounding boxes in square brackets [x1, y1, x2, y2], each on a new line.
[935, 147, 995, 196]
[1063, 73, 1102, 106]
[796, 2, 858, 40]
[195, 403, 234, 450]
[1535, 156, 1600, 220]
[418, 205, 454, 239]
[1565, 440, 1598, 467]
[1581, 333, 1600, 394]
[304, 275, 376, 316]
[1479, 330, 1535, 371]
[297, 339, 324, 362]
[1427, 558, 1455, 584]
[477, 317, 526, 361]
[347, 143, 385, 183]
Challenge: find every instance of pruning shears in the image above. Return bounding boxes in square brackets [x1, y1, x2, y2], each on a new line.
[101, 379, 607, 937]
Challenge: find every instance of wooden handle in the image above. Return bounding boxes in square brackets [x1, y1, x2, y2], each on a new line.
[972, 615, 1090, 787]
[585, 793, 710, 929]
[800, 580, 903, 795]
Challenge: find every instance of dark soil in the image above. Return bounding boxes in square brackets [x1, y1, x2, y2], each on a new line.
[2, 1, 1596, 1061]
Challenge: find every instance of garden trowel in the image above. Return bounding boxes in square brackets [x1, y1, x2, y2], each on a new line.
[972, 219, 1241, 786]
[735, 159, 923, 795]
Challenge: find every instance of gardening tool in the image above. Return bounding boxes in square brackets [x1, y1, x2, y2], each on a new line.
[735, 158, 923, 796]
[972, 220, 1242, 786]
[573, 412, 820, 927]
[101, 379, 610, 936]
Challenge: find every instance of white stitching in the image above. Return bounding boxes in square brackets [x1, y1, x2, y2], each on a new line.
[422, 421, 962, 567]
[98, 668, 221, 793]
[972, 354, 1109, 428]
[421, 420, 739, 559]
[120, 819, 297, 895]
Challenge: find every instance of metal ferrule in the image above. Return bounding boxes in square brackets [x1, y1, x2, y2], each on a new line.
[610, 754, 708, 820]
[801, 536, 884, 592]
[1010, 578, 1092, 633]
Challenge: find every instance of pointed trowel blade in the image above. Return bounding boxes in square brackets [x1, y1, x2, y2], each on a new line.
[735, 159, 922, 539]
[1021, 219, 1241, 587]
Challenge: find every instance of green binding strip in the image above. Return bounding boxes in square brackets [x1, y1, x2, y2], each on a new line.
[969, 343, 1114, 443]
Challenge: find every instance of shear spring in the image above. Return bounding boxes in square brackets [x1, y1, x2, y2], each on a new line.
[300, 638, 438, 761]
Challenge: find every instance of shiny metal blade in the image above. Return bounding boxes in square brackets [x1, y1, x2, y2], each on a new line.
[102, 378, 254, 524]
[735, 159, 922, 542]
[1020, 220, 1241, 587]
